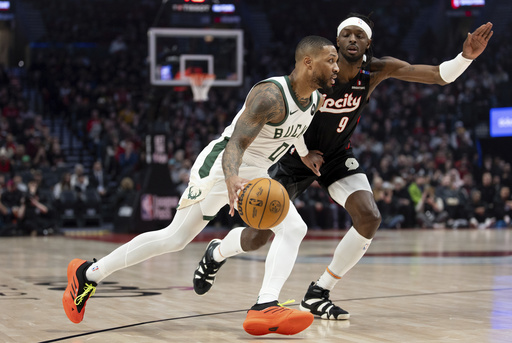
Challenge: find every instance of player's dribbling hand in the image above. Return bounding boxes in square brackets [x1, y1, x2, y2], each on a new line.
[225, 175, 249, 216]
[301, 150, 324, 177]
[462, 22, 493, 60]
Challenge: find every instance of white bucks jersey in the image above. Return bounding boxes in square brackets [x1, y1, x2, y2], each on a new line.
[220, 76, 320, 170]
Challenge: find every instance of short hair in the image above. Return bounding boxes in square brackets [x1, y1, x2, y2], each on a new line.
[295, 35, 334, 62]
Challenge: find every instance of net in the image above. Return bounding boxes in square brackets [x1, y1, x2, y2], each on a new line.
[188, 73, 216, 102]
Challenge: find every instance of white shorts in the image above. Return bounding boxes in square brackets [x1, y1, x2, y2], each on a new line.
[327, 173, 373, 207]
[179, 144, 268, 218]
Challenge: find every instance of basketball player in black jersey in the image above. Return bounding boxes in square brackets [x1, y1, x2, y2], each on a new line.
[193, 14, 493, 320]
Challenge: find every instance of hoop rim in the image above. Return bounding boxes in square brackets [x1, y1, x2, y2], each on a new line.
[187, 73, 216, 86]
[188, 73, 216, 101]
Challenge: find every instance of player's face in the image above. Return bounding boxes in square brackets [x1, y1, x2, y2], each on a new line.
[312, 45, 339, 94]
[337, 26, 370, 63]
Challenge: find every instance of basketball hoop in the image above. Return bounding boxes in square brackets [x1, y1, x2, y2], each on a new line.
[188, 73, 216, 102]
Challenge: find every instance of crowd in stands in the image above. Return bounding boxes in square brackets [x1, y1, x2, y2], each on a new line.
[0, 0, 511, 235]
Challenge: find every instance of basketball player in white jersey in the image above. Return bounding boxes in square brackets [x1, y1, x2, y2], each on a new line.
[62, 35, 339, 336]
[193, 15, 493, 321]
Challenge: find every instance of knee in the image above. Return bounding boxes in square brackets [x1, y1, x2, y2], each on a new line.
[171, 236, 190, 251]
[277, 220, 308, 243]
[241, 227, 273, 251]
[157, 225, 192, 252]
[352, 205, 381, 238]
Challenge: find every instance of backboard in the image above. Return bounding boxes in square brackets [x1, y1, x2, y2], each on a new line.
[148, 28, 243, 87]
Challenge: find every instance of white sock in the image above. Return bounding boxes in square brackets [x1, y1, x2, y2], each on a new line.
[213, 227, 246, 262]
[316, 226, 372, 290]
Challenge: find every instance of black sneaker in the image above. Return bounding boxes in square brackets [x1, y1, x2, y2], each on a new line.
[193, 239, 226, 295]
[299, 282, 350, 320]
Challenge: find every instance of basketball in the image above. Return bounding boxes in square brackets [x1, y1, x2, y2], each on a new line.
[237, 178, 290, 230]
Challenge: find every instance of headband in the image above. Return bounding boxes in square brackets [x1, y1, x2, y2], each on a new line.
[337, 17, 372, 39]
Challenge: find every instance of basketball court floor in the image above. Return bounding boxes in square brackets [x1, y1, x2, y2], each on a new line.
[1, 228, 511, 342]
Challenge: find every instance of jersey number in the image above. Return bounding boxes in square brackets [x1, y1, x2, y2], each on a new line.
[337, 116, 349, 133]
[268, 142, 290, 161]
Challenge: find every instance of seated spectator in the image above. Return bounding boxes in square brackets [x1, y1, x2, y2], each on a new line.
[112, 177, 137, 218]
[18, 178, 50, 236]
[468, 189, 495, 229]
[117, 140, 139, 180]
[478, 171, 497, 218]
[73, 174, 89, 200]
[407, 173, 428, 208]
[53, 172, 72, 200]
[436, 174, 469, 229]
[0, 179, 23, 233]
[70, 163, 89, 194]
[103, 134, 121, 179]
[493, 185, 512, 228]
[375, 181, 405, 229]
[415, 185, 448, 229]
[47, 139, 66, 167]
[88, 160, 109, 198]
[392, 176, 416, 228]
[53, 171, 77, 221]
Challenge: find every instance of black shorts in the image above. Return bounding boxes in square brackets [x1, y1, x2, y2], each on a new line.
[268, 148, 365, 201]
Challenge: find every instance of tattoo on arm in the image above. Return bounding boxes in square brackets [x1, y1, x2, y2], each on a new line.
[222, 82, 285, 178]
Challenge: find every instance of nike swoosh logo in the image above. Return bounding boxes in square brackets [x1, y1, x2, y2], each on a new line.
[290, 110, 298, 115]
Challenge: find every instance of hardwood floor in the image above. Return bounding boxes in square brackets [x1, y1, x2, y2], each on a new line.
[1, 228, 511, 342]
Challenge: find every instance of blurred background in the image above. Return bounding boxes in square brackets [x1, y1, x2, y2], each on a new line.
[0, 0, 511, 236]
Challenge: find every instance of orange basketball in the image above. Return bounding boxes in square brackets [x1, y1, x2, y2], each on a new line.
[237, 178, 290, 230]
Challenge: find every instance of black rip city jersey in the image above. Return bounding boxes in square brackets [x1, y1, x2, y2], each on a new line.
[303, 66, 371, 157]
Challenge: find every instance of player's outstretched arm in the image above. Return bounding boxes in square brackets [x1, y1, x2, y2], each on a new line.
[372, 22, 493, 86]
[222, 82, 286, 216]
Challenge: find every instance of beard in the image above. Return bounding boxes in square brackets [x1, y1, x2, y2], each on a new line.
[319, 82, 334, 95]
[314, 74, 334, 95]
[340, 48, 364, 64]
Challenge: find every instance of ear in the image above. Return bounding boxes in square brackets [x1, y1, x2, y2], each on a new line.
[304, 56, 313, 69]
[367, 39, 372, 50]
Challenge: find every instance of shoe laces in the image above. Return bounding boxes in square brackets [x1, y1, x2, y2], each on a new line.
[74, 283, 96, 305]
[277, 299, 295, 307]
[203, 260, 220, 273]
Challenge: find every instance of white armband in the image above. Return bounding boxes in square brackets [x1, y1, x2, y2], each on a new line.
[294, 135, 309, 157]
[439, 52, 473, 83]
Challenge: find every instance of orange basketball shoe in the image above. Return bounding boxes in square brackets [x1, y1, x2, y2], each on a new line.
[62, 259, 97, 323]
[243, 300, 314, 336]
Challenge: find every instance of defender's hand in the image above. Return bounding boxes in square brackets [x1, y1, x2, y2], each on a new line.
[462, 22, 493, 60]
[300, 150, 324, 177]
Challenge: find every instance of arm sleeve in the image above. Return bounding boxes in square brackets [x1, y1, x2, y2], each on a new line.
[439, 53, 473, 83]
[294, 135, 309, 157]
